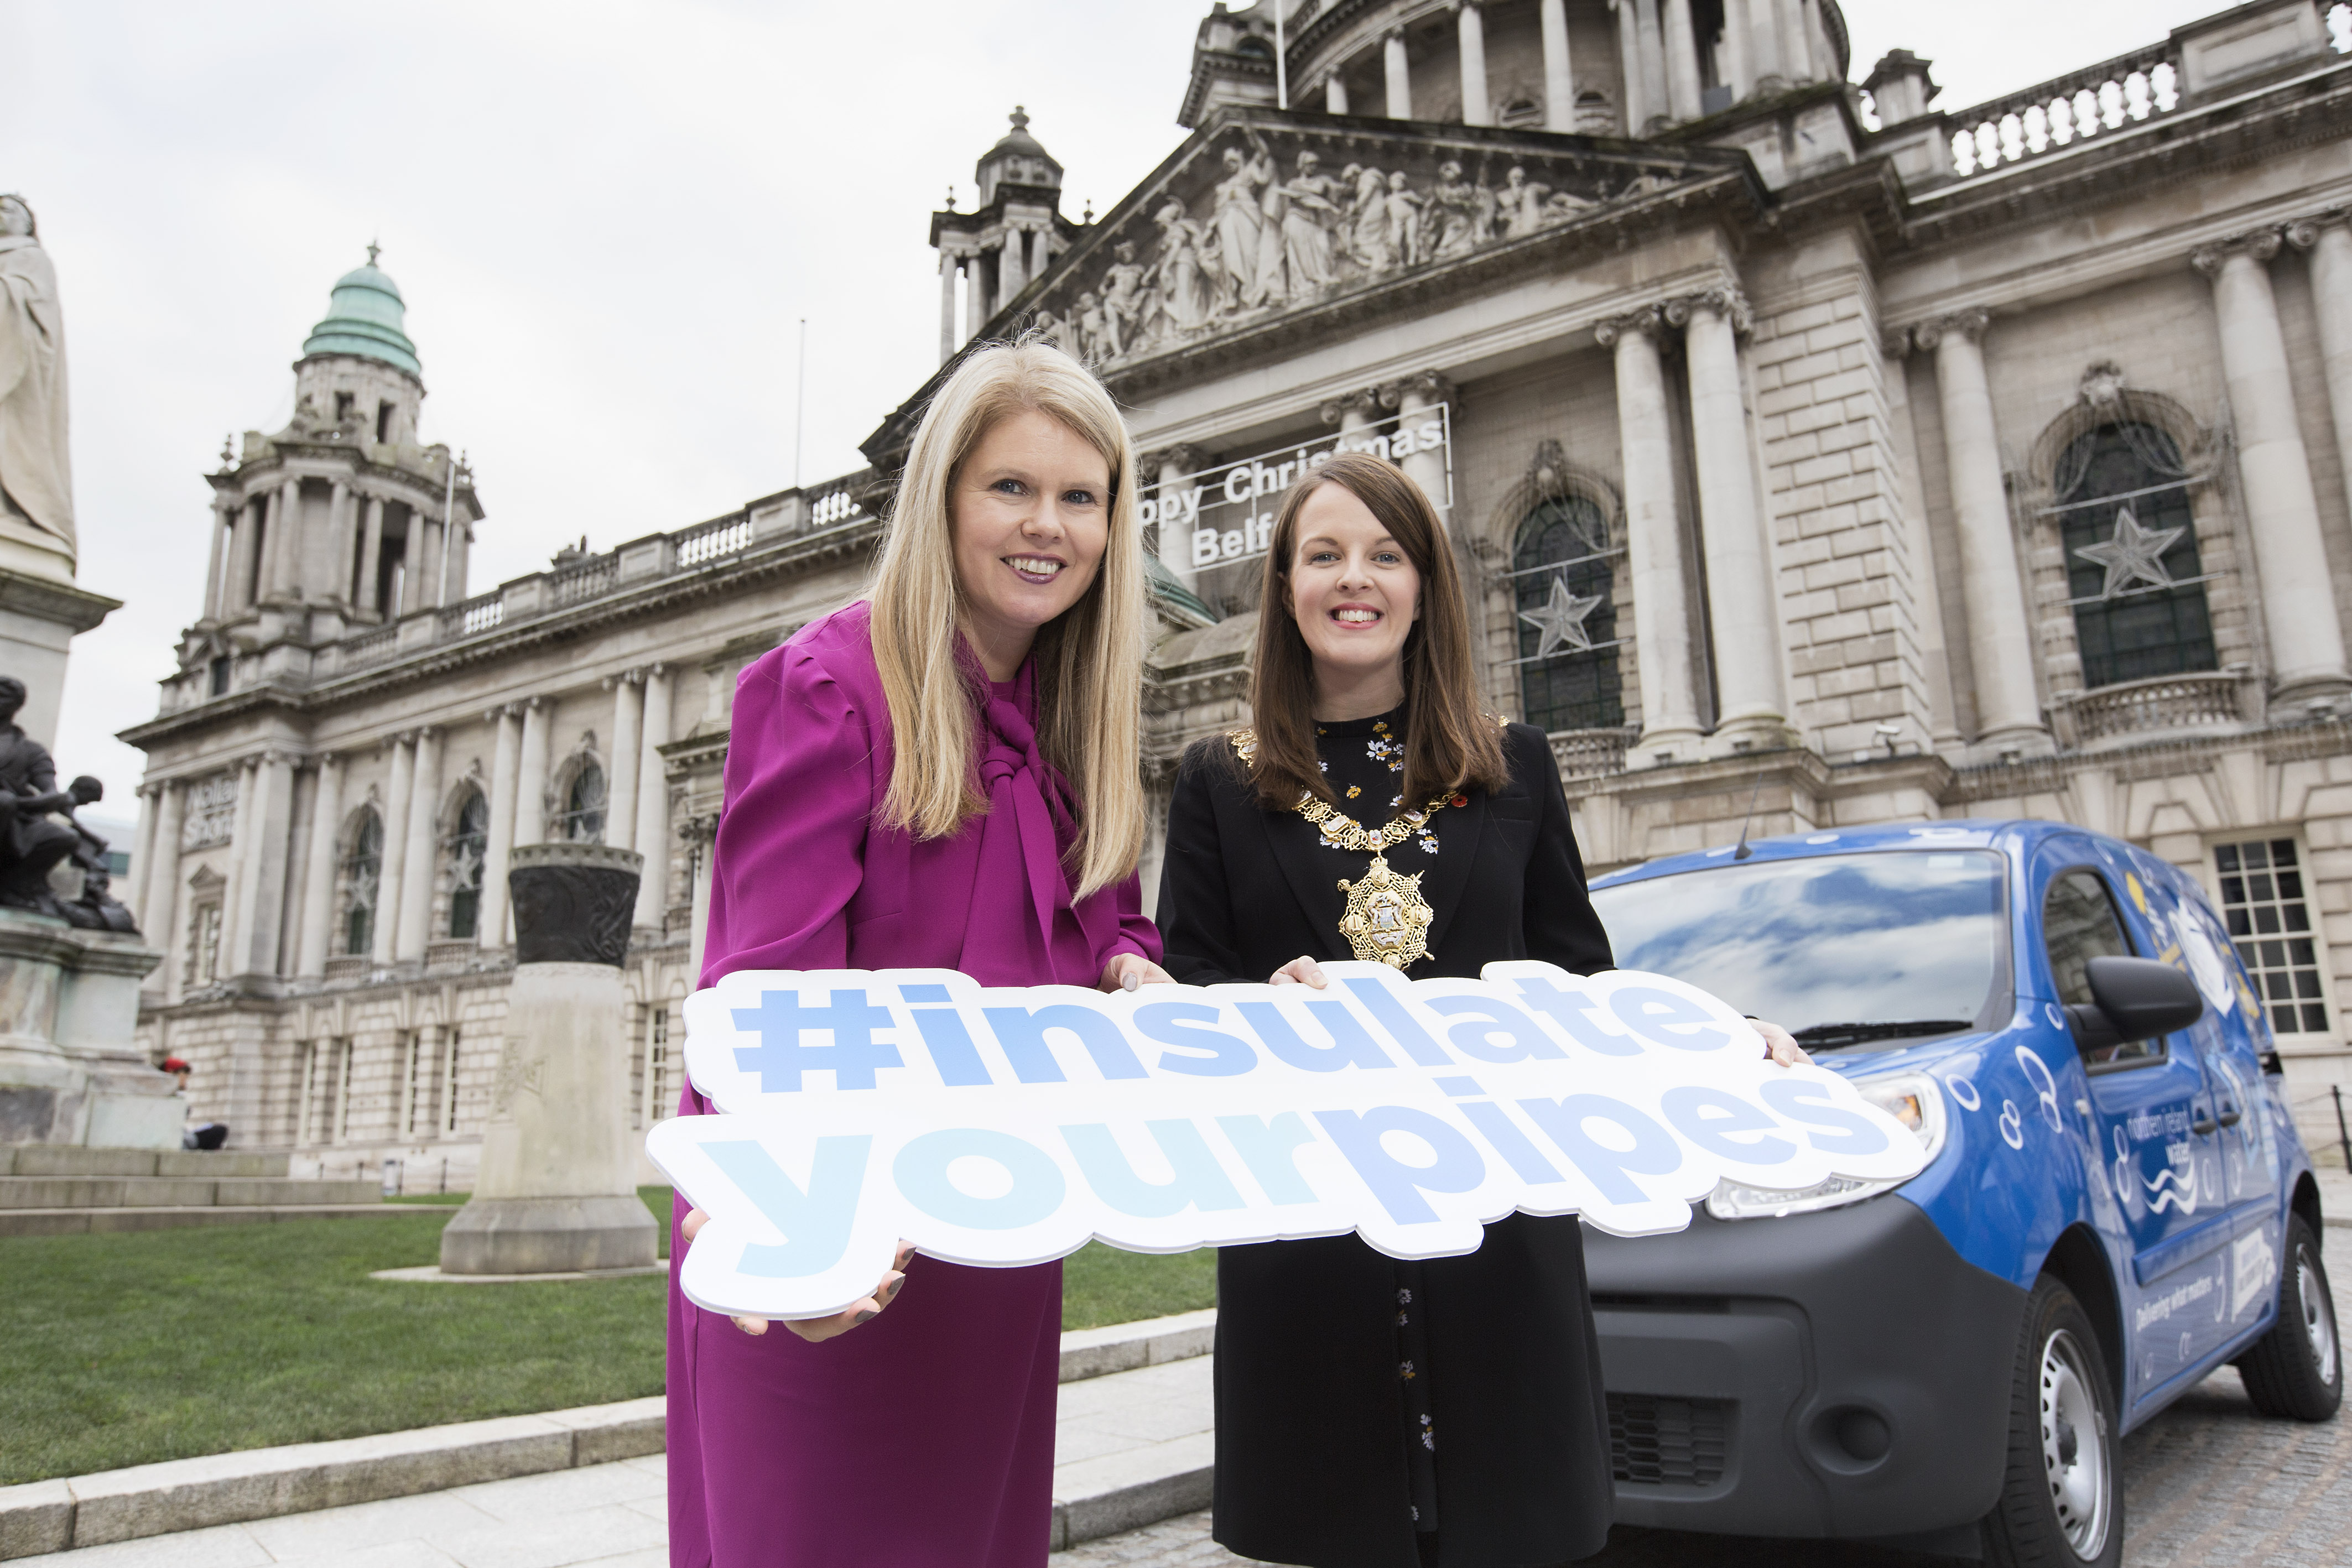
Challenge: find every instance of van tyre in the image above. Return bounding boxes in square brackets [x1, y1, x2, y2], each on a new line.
[1982, 1276, 2121, 1568]
[2236, 1215, 2341, 1421]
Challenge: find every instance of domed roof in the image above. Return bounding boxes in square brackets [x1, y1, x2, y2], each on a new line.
[300, 244, 421, 376]
[978, 106, 1061, 182]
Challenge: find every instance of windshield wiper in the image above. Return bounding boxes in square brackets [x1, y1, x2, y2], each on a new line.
[1789, 1019, 1974, 1048]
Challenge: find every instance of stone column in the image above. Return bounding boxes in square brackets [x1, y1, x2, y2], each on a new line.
[1325, 73, 1350, 113]
[125, 786, 160, 931]
[686, 816, 717, 982]
[1773, 0, 1810, 81]
[445, 517, 470, 603]
[358, 496, 384, 613]
[251, 489, 282, 605]
[396, 726, 442, 960]
[938, 250, 960, 364]
[439, 842, 658, 1275]
[233, 752, 293, 976]
[1322, 387, 1383, 444]
[327, 481, 351, 602]
[1616, 0, 1652, 132]
[1719, 0, 1753, 101]
[479, 705, 522, 949]
[1916, 310, 2048, 749]
[1661, 0, 1704, 121]
[226, 498, 258, 613]
[1541, 0, 1575, 128]
[295, 753, 344, 977]
[1598, 306, 1704, 757]
[204, 503, 231, 621]
[219, 757, 257, 974]
[962, 264, 984, 348]
[2193, 233, 2350, 699]
[2289, 212, 2352, 655]
[1746, 0, 1786, 86]
[1000, 225, 1028, 311]
[274, 479, 303, 596]
[516, 698, 553, 848]
[633, 666, 673, 931]
[140, 782, 184, 980]
[1391, 372, 1455, 520]
[374, 734, 414, 965]
[1385, 27, 1412, 118]
[1672, 288, 1788, 749]
[606, 671, 643, 853]
[417, 515, 445, 611]
[1456, 1, 1492, 125]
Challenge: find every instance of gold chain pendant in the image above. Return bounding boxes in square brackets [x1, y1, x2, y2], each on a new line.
[1337, 851, 1437, 968]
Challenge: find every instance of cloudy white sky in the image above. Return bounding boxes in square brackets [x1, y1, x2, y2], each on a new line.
[7, 0, 2235, 804]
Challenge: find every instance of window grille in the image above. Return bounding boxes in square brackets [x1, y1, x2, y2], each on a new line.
[443, 1027, 462, 1135]
[189, 902, 223, 985]
[2214, 838, 2332, 1037]
[344, 811, 384, 956]
[332, 1039, 355, 1143]
[645, 1004, 672, 1125]
[2058, 424, 2216, 689]
[446, 790, 489, 939]
[1512, 494, 1623, 733]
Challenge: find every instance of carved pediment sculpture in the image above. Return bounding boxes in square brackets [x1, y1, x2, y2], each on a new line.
[1023, 113, 1717, 374]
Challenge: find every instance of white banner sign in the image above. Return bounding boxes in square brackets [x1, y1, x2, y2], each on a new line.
[1142, 404, 1454, 571]
[648, 961, 1925, 1320]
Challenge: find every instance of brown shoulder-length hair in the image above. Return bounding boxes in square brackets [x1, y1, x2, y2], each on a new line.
[1245, 451, 1508, 811]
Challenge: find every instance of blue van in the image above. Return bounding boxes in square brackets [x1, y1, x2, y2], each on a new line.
[1582, 818, 2339, 1566]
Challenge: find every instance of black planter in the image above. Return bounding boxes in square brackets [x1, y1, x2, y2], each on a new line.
[507, 843, 643, 966]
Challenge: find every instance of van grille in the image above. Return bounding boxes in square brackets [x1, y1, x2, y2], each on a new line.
[1608, 1393, 1730, 1488]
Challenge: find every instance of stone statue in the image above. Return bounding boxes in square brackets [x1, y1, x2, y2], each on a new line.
[1278, 152, 1344, 300]
[0, 676, 132, 930]
[0, 196, 74, 572]
[1211, 142, 1271, 314]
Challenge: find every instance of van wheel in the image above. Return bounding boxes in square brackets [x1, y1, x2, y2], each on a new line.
[2236, 1215, 2341, 1421]
[1982, 1276, 2121, 1568]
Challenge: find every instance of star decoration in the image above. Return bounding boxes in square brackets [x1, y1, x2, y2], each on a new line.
[2074, 506, 2186, 601]
[1517, 573, 1606, 658]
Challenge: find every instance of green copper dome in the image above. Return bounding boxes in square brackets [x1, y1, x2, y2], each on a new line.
[300, 245, 421, 376]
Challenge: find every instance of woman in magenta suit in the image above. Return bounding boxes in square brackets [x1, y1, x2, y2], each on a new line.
[667, 337, 1169, 1567]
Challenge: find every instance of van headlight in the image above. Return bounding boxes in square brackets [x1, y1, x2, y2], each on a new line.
[1705, 1071, 1948, 1221]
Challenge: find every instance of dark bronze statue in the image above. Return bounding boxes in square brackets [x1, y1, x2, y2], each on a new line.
[0, 676, 136, 931]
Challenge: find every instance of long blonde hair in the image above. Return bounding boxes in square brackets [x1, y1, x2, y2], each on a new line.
[869, 337, 1147, 897]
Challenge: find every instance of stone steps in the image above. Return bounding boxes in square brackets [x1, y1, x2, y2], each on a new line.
[0, 1147, 290, 1179]
[0, 1204, 425, 1238]
[0, 1176, 384, 1209]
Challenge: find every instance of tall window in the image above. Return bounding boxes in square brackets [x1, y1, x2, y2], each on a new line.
[188, 900, 224, 986]
[443, 1028, 463, 1135]
[2215, 838, 2332, 1037]
[2058, 423, 2215, 689]
[344, 810, 383, 956]
[1512, 494, 1623, 733]
[561, 762, 607, 842]
[445, 789, 489, 939]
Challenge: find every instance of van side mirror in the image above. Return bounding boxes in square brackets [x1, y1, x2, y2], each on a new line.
[2065, 956, 2205, 1053]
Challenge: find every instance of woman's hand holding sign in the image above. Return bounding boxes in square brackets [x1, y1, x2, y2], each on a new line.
[680, 1210, 915, 1341]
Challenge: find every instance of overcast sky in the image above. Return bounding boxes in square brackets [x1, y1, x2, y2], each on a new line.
[6, 0, 2239, 806]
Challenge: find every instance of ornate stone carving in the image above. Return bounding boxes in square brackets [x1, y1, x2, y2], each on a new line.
[1383, 370, 1458, 410]
[2285, 210, 2351, 251]
[1319, 387, 1386, 426]
[1881, 326, 1914, 361]
[507, 843, 641, 967]
[2078, 360, 2127, 407]
[2189, 228, 2283, 277]
[1911, 308, 1992, 351]
[1593, 304, 1666, 347]
[1662, 283, 1752, 334]
[1036, 124, 1694, 370]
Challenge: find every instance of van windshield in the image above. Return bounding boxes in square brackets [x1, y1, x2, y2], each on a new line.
[1589, 850, 2010, 1050]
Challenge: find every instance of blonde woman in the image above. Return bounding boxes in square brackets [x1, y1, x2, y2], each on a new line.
[668, 338, 1169, 1567]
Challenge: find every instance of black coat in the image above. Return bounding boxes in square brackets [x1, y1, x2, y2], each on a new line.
[1157, 718, 1617, 1568]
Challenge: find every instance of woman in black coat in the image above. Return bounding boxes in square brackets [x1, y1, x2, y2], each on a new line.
[1158, 455, 1797, 1568]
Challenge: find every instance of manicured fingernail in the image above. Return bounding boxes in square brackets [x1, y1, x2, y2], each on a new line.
[884, 1274, 904, 1299]
[855, 1309, 877, 1324]
[1122, 971, 1139, 992]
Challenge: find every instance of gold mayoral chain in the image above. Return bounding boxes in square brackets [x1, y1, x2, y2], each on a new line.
[1230, 729, 1456, 970]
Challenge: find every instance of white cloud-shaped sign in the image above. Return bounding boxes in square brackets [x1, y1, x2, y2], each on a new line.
[648, 961, 1926, 1320]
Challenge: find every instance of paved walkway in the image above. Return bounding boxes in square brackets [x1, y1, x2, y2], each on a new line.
[20, 1226, 2352, 1566]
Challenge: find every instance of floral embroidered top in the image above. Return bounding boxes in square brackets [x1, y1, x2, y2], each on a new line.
[1306, 706, 1442, 858]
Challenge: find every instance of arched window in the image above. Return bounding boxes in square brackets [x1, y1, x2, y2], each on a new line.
[343, 810, 383, 956]
[561, 762, 606, 843]
[2058, 422, 2215, 689]
[1513, 494, 1623, 732]
[445, 789, 489, 939]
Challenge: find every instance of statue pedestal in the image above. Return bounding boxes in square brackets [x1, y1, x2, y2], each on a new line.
[440, 845, 658, 1274]
[0, 907, 173, 1147]
[0, 566, 119, 751]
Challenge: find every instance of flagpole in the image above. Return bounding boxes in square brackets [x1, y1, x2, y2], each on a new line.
[794, 317, 808, 491]
[1274, 1, 1288, 109]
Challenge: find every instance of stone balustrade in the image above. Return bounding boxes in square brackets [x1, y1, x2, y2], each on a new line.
[2049, 671, 2256, 747]
[1947, 42, 2183, 176]
[1550, 727, 1640, 782]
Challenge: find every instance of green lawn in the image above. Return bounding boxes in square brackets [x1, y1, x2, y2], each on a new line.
[0, 1188, 1214, 1483]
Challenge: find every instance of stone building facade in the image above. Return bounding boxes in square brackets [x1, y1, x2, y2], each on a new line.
[125, 0, 2352, 1176]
